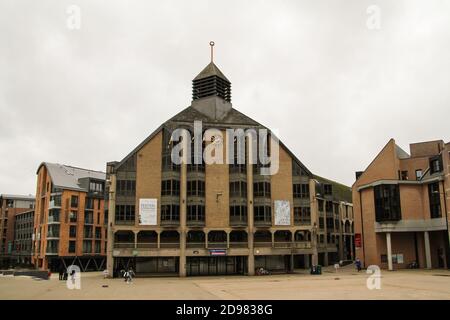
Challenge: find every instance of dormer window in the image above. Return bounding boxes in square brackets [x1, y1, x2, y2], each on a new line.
[429, 156, 442, 174]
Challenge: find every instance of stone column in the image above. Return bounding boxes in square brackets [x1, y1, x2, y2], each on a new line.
[156, 231, 161, 249]
[424, 231, 432, 269]
[247, 137, 255, 276]
[386, 232, 393, 271]
[134, 231, 138, 249]
[179, 133, 188, 277]
[106, 174, 116, 277]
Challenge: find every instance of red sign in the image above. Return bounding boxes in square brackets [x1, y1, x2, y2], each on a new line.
[355, 233, 362, 248]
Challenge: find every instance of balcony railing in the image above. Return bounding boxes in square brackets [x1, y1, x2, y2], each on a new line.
[229, 242, 248, 248]
[159, 242, 180, 248]
[254, 241, 272, 247]
[160, 219, 180, 227]
[230, 217, 248, 227]
[207, 242, 227, 249]
[254, 220, 272, 227]
[186, 242, 205, 248]
[186, 220, 205, 227]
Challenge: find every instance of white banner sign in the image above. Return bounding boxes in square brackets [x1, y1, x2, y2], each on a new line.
[139, 198, 157, 225]
[274, 200, 291, 226]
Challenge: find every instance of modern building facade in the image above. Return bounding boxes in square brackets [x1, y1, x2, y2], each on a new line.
[0, 194, 35, 267]
[32, 163, 107, 271]
[106, 58, 354, 277]
[353, 139, 450, 270]
[11, 209, 34, 266]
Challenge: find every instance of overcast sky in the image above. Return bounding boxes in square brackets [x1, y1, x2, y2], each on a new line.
[1, 0, 449, 195]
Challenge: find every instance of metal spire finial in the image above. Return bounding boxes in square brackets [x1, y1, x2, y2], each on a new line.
[209, 41, 215, 62]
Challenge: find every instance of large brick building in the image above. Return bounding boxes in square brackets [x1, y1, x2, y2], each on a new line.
[0, 194, 35, 267]
[106, 57, 354, 277]
[11, 209, 35, 266]
[353, 139, 450, 270]
[32, 163, 107, 271]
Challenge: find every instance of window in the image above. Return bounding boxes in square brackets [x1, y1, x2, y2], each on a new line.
[399, 171, 408, 180]
[229, 181, 247, 197]
[89, 181, 104, 193]
[162, 153, 180, 172]
[326, 218, 334, 229]
[50, 195, 61, 207]
[292, 161, 307, 176]
[230, 205, 247, 224]
[117, 180, 136, 196]
[95, 241, 101, 254]
[430, 156, 442, 174]
[84, 211, 94, 224]
[71, 195, 78, 208]
[83, 240, 92, 253]
[325, 202, 333, 213]
[85, 198, 94, 210]
[324, 184, 332, 195]
[115, 205, 135, 223]
[84, 226, 93, 238]
[161, 205, 180, 222]
[187, 205, 205, 222]
[294, 207, 311, 225]
[47, 224, 60, 238]
[253, 182, 271, 197]
[48, 209, 60, 223]
[428, 182, 441, 218]
[187, 180, 205, 197]
[69, 226, 77, 238]
[161, 180, 181, 196]
[293, 184, 309, 198]
[69, 211, 77, 223]
[415, 169, 423, 180]
[95, 227, 102, 239]
[374, 184, 401, 222]
[47, 240, 59, 253]
[318, 200, 324, 212]
[254, 206, 272, 223]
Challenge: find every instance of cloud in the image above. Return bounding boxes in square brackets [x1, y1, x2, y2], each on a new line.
[0, 0, 449, 194]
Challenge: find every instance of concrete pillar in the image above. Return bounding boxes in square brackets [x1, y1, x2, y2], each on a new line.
[134, 231, 138, 249]
[386, 232, 393, 271]
[205, 231, 208, 249]
[324, 252, 329, 267]
[179, 142, 188, 277]
[271, 232, 275, 248]
[424, 231, 432, 269]
[247, 137, 255, 276]
[106, 174, 116, 277]
[226, 231, 230, 249]
[157, 231, 160, 249]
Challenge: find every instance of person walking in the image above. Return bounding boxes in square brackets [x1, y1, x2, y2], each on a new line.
[58, 266, 64, 281]
[125, 268, 135, 284]
[355, 258, 362, 272]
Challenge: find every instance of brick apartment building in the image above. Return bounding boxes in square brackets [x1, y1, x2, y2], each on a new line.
[11, 209, 34, 266]
[106, 57, 354, 277]
[353, 139, 450, 270]
[32, 163, 107, 271]
[0, 194, 35, 267]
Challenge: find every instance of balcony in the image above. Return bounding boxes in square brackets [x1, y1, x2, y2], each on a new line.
[161, 219, 180, 227]
[254, 220, 272, 227]
[207, 242, 227, 249]
[186, 219, 205, 227]
[230, 216, 248, 227]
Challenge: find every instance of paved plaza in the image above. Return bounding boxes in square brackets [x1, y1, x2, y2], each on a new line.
[0, 266, 449, 300]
